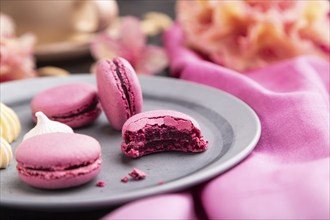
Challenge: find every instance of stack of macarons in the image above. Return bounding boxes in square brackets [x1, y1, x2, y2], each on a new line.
[0, 102, 21, 169]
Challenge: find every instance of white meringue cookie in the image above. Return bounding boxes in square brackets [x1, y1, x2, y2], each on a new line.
[23, 111, 73, 141]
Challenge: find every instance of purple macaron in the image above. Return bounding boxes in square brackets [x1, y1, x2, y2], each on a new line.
[121, 110, 208, 158]
[96, 57, 143, 130]
[31, 83, 102, 128]
[15, 133, 102, 189]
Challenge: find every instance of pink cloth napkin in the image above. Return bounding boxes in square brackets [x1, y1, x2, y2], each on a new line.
[103, 25, 330, 219]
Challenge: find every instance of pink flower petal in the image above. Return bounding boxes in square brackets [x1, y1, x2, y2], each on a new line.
[90, 15, 169, 75]
[134, 45, 168, 75]
[0, 13, 15, 37]
[177, 0, 330, 71]
[119, 16, 146, 58]
[0, 35, 36, 82]
[18, 33, 36, 53]
[90, 33, 122, 60]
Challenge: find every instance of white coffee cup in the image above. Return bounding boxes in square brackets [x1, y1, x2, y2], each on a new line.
[1, 0, 118, 44]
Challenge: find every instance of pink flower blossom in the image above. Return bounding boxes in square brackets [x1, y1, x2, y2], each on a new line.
[90, 16, 168, 75]
[0, 13, 36, 82]
[0, 13, 15, 38]
[177, 0, 330, 72]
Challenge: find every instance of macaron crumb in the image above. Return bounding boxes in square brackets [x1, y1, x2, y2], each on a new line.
[120, 168, 147, 183]
[121, 176, 129, 183]
[128, 168, 147, 180]
[158, 181, 165, 185]
[96, 181, 106, 187]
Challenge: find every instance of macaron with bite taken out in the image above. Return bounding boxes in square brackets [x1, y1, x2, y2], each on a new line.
[121, 110, 208, 158]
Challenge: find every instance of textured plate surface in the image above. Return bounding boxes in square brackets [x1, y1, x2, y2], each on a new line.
[0, 75, 261, 210]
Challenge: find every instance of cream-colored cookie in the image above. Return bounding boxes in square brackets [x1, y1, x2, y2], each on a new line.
[0, 102, 21, 143]
[37, 66, 70, 77]
[0, 137, 13, 169]
[141, 12, 173, 36]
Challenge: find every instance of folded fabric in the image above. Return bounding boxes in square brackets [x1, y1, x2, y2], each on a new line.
[103, 25, 330, 219]
[102, 193, 198, 220]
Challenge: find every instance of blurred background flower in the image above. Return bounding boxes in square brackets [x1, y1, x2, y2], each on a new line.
[90, 16, 169, 75]
[0, 13, 37, 82]
[177, 0, 330, 72]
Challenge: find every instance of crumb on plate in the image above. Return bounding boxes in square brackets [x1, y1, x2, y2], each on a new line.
[96, 181, 106, 187]
[128, 168, 147, 180]
[121, 176, 129, 183]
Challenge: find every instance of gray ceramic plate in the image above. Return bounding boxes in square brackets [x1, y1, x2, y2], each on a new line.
[0, 75, 261, 210]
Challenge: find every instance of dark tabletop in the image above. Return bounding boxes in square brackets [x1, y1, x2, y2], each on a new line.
[0, 1, 176, 219]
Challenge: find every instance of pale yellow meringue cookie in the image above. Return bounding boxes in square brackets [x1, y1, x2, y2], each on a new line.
[0, 102, 21, 143]
[0, 137, 13, 169]
[23, 111, 74, 141]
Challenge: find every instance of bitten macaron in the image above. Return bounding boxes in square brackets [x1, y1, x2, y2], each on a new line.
[31, 83, 102, 128]
[96, 57, 143, 130]
[15, 133, 102, 189]
[121, 110, 208, 158]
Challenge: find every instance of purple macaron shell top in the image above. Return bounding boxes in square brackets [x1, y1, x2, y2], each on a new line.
[16, 133, 101, 167]
[15, 133, 102, 189]
[122, 110, 200, 134]
[31, 83, 101, 128]
[96, 57, 143, 130]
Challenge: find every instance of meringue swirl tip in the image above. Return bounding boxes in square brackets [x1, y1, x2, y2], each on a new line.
[23, 111, 74, 141]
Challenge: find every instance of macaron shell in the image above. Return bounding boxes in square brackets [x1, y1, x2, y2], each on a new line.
[96, 60, 128, 130]
[117, 57, 143, 116]
[122, 110, 200, 134]
[96, 58, 143, 130]
[31, 83, 101, 128]
[17, 159, 101, 189]
[50, 106, 101, 129]
[15, 133, 101, 168]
